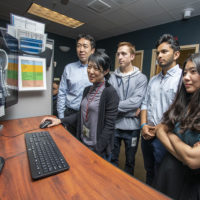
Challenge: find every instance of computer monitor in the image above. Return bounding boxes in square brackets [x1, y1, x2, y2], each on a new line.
[0, 28, 19, 172]
[0, 28, 18, 110]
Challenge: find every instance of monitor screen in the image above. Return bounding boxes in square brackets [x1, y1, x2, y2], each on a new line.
[0, 28, 18, 109]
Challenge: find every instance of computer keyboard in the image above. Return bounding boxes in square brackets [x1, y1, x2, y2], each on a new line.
[25, 131, 70, 180]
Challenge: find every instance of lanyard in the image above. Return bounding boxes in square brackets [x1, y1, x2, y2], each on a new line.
[85, 82, 104, 122]
[116, 75, 130, 100]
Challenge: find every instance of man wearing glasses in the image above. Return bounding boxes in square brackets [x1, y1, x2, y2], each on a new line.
[57, 34, 95, 135]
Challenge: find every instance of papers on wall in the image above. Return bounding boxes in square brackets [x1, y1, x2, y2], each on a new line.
[4, 28, 18, 52]
[17, 29, 47, 53]
[8, 14, 47, 53]
[5, 14, 48, 92]
[18, 56, 46, 91]
[7, 25, 16, 38]
[11, 14, 45, 34]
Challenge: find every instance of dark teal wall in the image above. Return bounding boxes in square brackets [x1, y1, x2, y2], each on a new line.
[47, 33, 76, 78]
[97, 15, 200, 78]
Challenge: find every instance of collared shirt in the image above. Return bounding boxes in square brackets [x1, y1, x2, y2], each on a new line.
[141, 64, 182, 126]
[57, 61, 92, 118]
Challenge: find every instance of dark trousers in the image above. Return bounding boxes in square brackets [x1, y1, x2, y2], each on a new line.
[64, 107, 78, 136]
[53, 95, 58, 117]
[141, 137, 166, 185]
[111, 129, 140, 175]
[86, 145, 112, 162]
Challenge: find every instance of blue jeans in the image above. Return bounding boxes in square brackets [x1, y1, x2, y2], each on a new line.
[111, 129, 140, 175]
[141, 137, 166, 185]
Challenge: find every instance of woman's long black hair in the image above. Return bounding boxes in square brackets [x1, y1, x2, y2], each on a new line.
[162, 53, 200, 133]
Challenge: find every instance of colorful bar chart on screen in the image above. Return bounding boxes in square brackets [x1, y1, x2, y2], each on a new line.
[7, 54, 18, 89]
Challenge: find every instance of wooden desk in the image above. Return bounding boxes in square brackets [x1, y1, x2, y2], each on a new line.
[0, 116, 170, 200]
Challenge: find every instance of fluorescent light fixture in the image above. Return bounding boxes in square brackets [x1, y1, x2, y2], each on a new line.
[28, 3, 84, 28]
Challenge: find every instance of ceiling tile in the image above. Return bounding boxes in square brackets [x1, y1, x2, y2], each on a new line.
[169, 1, 200, 19]
[157, 0, 199, 11]
[102, 8, 139, 24]
[120, 20, 148, 33]
[89, 17, 118, 30]
[123, 0, 164, 18]
[141, 13, 175, 27]
[1, 0, 200, 40]
[110, 0, 137, 6]
[104, 25, 138, 39]
[63, 4, 97, 23]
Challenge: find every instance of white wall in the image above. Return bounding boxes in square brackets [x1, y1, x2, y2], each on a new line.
[2, 39, 54, 120]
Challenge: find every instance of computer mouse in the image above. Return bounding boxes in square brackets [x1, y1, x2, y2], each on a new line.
[40, 120, 52, 129]
[0, 156, 5, 174]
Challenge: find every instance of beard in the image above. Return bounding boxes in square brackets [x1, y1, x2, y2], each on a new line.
[158, 57, 174, 69]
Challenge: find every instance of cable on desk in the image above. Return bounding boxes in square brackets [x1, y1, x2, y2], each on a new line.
[4, 151, 26, 161]
[0, 127, 41, 138]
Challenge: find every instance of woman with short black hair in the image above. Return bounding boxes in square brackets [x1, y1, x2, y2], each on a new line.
[41, 51, 119, 161]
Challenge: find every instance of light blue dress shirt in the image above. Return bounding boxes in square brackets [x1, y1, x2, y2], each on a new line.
[141, 64, 182, 126]
[57, 61, 92, 118]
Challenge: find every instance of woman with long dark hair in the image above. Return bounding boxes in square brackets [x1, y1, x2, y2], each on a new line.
[153, 53, 200, 199]
[41, 51, 119, 161]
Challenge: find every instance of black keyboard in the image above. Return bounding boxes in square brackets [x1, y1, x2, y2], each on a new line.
[25, 131, 69, 180]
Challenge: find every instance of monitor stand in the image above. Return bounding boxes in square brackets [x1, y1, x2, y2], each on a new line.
[0, 156, 5, 173]
[0, 125, 5, 173]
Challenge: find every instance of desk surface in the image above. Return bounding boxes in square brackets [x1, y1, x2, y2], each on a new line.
[0, 116, 170, 200]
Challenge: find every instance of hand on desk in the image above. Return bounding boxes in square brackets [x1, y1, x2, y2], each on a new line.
[40, 117, 61, 128]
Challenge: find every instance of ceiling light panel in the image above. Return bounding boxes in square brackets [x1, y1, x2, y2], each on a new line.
[28, 3, 84, 28]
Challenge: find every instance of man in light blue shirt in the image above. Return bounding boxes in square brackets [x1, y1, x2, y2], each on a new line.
[140, 34, 182, 185]
[57, 34, 95, 135]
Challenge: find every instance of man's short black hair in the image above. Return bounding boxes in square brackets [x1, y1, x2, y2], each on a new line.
[53, 80, 60, 85]
[156, 34, 180, 52]
[76, 33, 96, 49]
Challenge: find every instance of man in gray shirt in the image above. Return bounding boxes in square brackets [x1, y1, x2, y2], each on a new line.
[141, 34, 182, 185]
[110, 42, 147, 175]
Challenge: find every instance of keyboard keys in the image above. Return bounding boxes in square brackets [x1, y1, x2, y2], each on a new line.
[25, 131, 70, 180]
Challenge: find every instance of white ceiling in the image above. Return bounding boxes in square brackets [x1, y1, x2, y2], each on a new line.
[0, 0, 200, 40]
